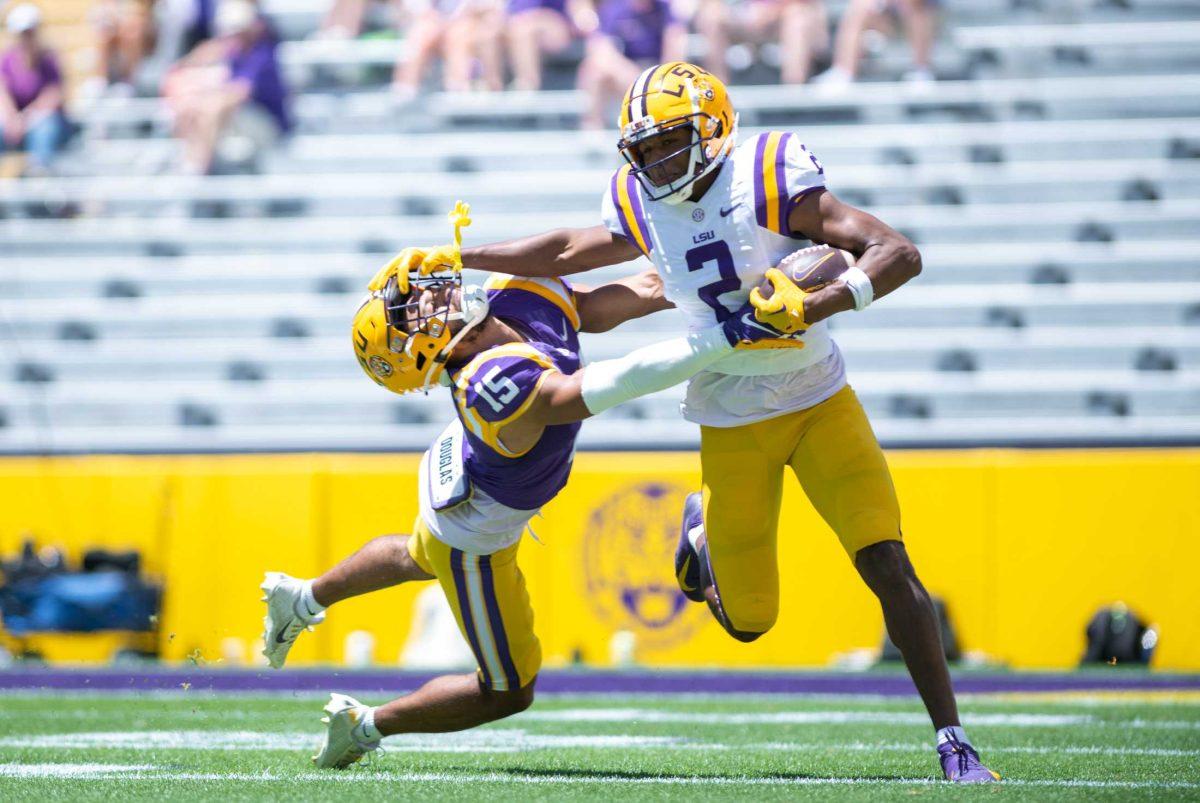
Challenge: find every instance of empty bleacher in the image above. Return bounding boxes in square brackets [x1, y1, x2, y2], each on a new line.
[1, 0, 1199, 452]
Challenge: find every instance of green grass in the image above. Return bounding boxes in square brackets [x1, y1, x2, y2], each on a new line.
[1, 689, 1198, 800]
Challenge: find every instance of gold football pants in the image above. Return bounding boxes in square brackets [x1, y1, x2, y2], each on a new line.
[699, 385, 902, 634]
[407, 517, 541, 691]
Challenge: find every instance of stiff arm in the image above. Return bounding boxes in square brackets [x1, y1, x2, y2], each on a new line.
[462, 225, 641, 278]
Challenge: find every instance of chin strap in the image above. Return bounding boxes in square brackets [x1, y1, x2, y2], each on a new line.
[661, 113, 739, 206]
[422, 284, 490, 391]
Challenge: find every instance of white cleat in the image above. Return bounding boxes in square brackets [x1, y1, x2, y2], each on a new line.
[260, 571, 325, 669]
[313, 693, 380, 769]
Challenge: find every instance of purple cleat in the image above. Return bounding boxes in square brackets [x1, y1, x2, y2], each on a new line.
[674, 491, 707, 603]
[938, 737, 1000, 783]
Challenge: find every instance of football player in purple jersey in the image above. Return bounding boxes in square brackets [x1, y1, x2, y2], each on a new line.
[260, 205, 802, 768]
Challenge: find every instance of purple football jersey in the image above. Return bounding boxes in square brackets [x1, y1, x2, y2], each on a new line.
[449, 278, 582, 510]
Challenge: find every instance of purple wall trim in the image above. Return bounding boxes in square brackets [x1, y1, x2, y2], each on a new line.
[0, 668, 1196, 695]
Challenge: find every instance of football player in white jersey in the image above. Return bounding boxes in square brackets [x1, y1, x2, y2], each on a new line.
[380, 63, 998, 783]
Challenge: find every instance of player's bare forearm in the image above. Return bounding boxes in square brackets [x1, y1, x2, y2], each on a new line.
[575, 268, 674, 333]
[789, 189, 922, 325]
[462, 224, 640, 278]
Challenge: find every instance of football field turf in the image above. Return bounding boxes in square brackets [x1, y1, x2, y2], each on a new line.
[1, 683, 1198, 801]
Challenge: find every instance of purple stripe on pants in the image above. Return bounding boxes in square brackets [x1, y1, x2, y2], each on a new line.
[480, 553, 521, 691]
[450, 549, 491, 688]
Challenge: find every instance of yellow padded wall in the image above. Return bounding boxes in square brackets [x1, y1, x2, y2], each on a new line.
[0, 449, 1196, 669]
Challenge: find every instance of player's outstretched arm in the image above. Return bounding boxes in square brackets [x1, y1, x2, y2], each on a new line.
[574, 268, 675, 333]
[494, 308, 800, 452]
[461, 224, 642, 278]
[787, 189, 923, 325]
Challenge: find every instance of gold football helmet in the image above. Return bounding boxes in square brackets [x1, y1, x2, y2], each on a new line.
[617, 62, 738, 205]
[351, 202, 488, 395]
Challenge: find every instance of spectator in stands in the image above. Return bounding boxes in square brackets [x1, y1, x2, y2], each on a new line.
[162, 0, 291, 174]
[695, 0, 828, 85]
[391, 0, 505, 99]
[92, 0, 158, 94]
[154, 0, 219, 65]
[0, 4, 69, 174]
[576, 0, 687, 129]
[814, 0, 935, 86]
[319, 0, 402, 39]
[505, 0, 577, 91]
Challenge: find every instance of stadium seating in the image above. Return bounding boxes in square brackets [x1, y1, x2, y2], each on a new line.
[1, 0, 1198, 452]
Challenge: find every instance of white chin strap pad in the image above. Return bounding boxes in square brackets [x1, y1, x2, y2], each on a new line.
[423, 284, 490, 391]
[459, 284, 489, 327]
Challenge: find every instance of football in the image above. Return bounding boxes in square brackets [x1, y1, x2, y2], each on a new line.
[758, 245, 856, 298]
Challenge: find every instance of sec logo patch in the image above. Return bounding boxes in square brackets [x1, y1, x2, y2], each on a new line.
[692, 208, 705, 222]
[582, 482, 707, 649]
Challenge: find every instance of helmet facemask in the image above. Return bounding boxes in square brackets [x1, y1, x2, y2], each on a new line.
[376, 270, 489, 393]
[618, 85, 738, 205]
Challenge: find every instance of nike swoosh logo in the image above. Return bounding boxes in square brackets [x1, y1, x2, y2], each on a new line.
[791, 251, 837, 283]
[677, 556, 695, 592]
[273, 623, 293, 644]
[743, 313, 779, 336]
[720, 205, 736, 217]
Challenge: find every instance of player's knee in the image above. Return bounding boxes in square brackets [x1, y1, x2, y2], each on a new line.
[725, 624, 769, 643]
[489, 680, 535, 718]
[720, 594, 778, 642]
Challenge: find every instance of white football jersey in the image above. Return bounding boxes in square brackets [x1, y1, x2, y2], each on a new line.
[601, 131, 848, 427]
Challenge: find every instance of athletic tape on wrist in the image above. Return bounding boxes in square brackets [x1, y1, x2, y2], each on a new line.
[842, 266, 874, 311]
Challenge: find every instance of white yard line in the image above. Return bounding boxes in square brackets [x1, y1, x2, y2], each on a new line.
[522, 707, 1200, 730]
[3, 730, 1198, 759]
[520, 709, 1093, 727]
[0, 730, 687, 753]
[730, 741, 1200, 758]
[0, 764, 1197, 789]
[0, 763, 155, 778]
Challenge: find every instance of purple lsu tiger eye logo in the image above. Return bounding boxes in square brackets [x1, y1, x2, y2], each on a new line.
[582, 482, 707, 649]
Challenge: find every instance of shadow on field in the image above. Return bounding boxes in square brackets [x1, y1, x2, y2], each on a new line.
[485, 767, 918, 784]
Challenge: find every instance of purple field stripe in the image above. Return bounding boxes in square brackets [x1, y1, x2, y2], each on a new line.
[775, 132, 792, 234]
[625, 173, 652, 254]
[1, 669, 1197, 695]
[753, 133, 769, 228]
[610, 171, 637, 247]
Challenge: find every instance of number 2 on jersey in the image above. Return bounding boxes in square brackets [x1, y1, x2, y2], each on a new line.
[685, 240, 739, 322]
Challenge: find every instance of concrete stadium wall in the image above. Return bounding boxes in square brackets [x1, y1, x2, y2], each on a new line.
[0, 449, 1197, 670]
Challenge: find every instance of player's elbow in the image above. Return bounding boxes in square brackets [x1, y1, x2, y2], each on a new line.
[895, 238, 922, 281]
[553, 228, 595, 274]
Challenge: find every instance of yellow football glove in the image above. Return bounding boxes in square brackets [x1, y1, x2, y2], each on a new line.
[367, 247, 426, 292]
[365, 202, 474, 290]
[749, 267, 810, 335]
[418, 200, 472, 276]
